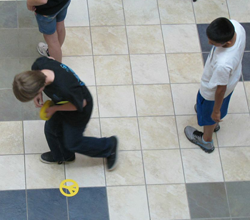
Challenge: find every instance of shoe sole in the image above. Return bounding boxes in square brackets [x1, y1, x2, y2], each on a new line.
[184, 132, 214, 154]
[107, 136, 119, 171]
[39, 156, 75, 164]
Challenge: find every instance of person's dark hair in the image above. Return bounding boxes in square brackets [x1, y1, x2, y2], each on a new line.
[13, 70, 46, 102]
[206, 17, 235, 44]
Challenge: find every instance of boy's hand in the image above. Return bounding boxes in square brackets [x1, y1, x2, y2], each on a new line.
[211, 111, 222, 123]
[45, 106, 57, 118]
[27, 2, 36, 11]
[33, 93, 43, 107]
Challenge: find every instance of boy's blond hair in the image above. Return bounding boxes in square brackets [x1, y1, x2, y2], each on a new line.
[13, 70, 46, 102]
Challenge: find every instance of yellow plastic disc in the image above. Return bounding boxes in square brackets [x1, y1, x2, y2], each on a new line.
[39, 100, 54, 121]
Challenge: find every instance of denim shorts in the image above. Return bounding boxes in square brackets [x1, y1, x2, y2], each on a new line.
[196, 90, 233, 126]
[35, 0, 71, 35]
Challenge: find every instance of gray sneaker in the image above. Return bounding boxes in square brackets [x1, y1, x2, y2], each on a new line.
[184, 126, 215, 153]
[194, 104, 220, 132]
[37, 42, 50, 57]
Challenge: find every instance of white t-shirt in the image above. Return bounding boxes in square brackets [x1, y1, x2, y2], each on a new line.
[200, 20, 246, 101]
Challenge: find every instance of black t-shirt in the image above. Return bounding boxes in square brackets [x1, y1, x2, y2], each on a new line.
[32, 57, 93, 126]
[35, 0, 69, 15]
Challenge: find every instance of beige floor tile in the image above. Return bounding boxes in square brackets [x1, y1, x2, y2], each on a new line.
[88, 86, 99, 118]
[23, 120, 49, 154]
[100, 117, 141, 150]
[171, 83, 200, 115]
[217, 114, 250, 147]
[97, 85, 136, 117]
[182, 148, 224, 183]
[65, 0, 89, 27]
[167, 53, 203, 83]
[65, 154, 105, 187]
[91, 26, 128, 55]
[62, 27, 92, 56]
[127, 26, 164, 54]
[0, 155, 25, 190]
[88, 0, 124, 26]
[228, 82, 249, 113]
[94, 55, 132, 85]
[220, 147, 250, 181]
[26, 154, 65, 189]
[107, 186, 150, 220]
[162, 25, 200, 53]
[227, 0, 250, 22]
[147, 184, 190, 220]
[123, 0, 160, 25]
[84, 118, 101, 137]
[138, 116, 179, 149]
[134, 85, 174, 116]
[244, 81, 250, 110]
[0, 121, 23, 154]
[143, 150, 184, 184]
[193, 0, 229, 23]
[62, 56, 95, 86]
[176, 115, 218, 149]
[158, 0, 195, 24]
[105, 151, 144, 186]
[131, 54, 169, 84]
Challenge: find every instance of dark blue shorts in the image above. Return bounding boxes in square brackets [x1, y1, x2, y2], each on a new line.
[35, 0, 71, 35]
[196, 91, 233, 126]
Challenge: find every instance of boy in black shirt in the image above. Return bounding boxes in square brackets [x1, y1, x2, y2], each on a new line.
[13, 57, 119, 171]
[27, 0, 71, 62]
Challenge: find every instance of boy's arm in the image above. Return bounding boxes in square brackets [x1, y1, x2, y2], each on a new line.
[211, 85, 227, 123]
[27, 0, 48, 11]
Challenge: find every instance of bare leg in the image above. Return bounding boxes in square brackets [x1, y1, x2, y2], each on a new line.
[203, 124, 217, 142]
[56, 20, 66, 46]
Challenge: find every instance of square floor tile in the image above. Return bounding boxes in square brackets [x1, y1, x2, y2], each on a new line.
[97, 85, 136, 117]
[228, 82, 249, 113]
[226, 181, 250, 217]
[65, 0, 89, 27]
[193, 0, 229, 24]
[245, 81, 250, 109]
[227, 0, 250, 22]
[123, 0, 160, 25]
[242, 52, 250, 81]
[69, 187, 109, 220]
[241, 23, 250, 51]
[105, 151, 144, 186]
[171, 83, 200, 115]
[143, 150, 184, 184]
[147, 184, 190, 220]
[23, 120, 48, 154]
[65, 154, 105, 187]
[27, 189, 67, 220]
[182, 148, 224, 183]
[197, 24, 212, 53]
[87, 87, 99, 118]
[0, 190, 26, 220]
[17, 1, 37, 28]
[22, 101, 41, 120]
[0, 121, 23, 154]
[134, 85, 174, 116]
[0, 155, 25, 190]
[62, 27, 92, 56]
[0, 29, 19, 57]
[217, 114, 250, 147]
[88, 0, 124, 26]
[131, 54, 169, 84]
[25, 154, 65, 189]
[167, 53, 203, 83]
[176, 115, 218, 149]
[62, 56, 95, 86]
[84, 118, 101, 137]
[158, 0, 195, 24]
[91, 26, 128, 55]
[220, 147, 250, 181]
[127, 25, 164, 54]
[0, 2, 17, 28]
[94, 55, 132, 85]
[107, 186, 150, 220]
[186, 182, 230, 218]
[138, 116, 179, 149]
[100, 117, 141, 150]
[162, 24, 201, 53]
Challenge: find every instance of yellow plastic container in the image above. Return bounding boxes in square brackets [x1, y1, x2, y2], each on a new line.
[39, 100, 54, 121]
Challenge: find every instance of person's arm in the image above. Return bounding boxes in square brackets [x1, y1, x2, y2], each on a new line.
[27, 0, 48, 11]
[211, 85, 227, 123]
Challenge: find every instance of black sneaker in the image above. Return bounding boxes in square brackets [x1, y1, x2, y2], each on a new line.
[194, 104, 220, 132]
[107, 136, 119, 171]
[40, 151, 75, 164]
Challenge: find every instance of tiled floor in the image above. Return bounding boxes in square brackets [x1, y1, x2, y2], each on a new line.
[0, 0, 250, 219]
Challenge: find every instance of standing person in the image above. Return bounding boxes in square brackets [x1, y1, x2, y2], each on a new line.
[13, 57, 119, 171]
[27, 0, 71, 62]
[184, 17, 246, 153]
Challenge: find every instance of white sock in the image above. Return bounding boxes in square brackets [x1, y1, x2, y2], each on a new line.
[202, 136, 213, 144]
